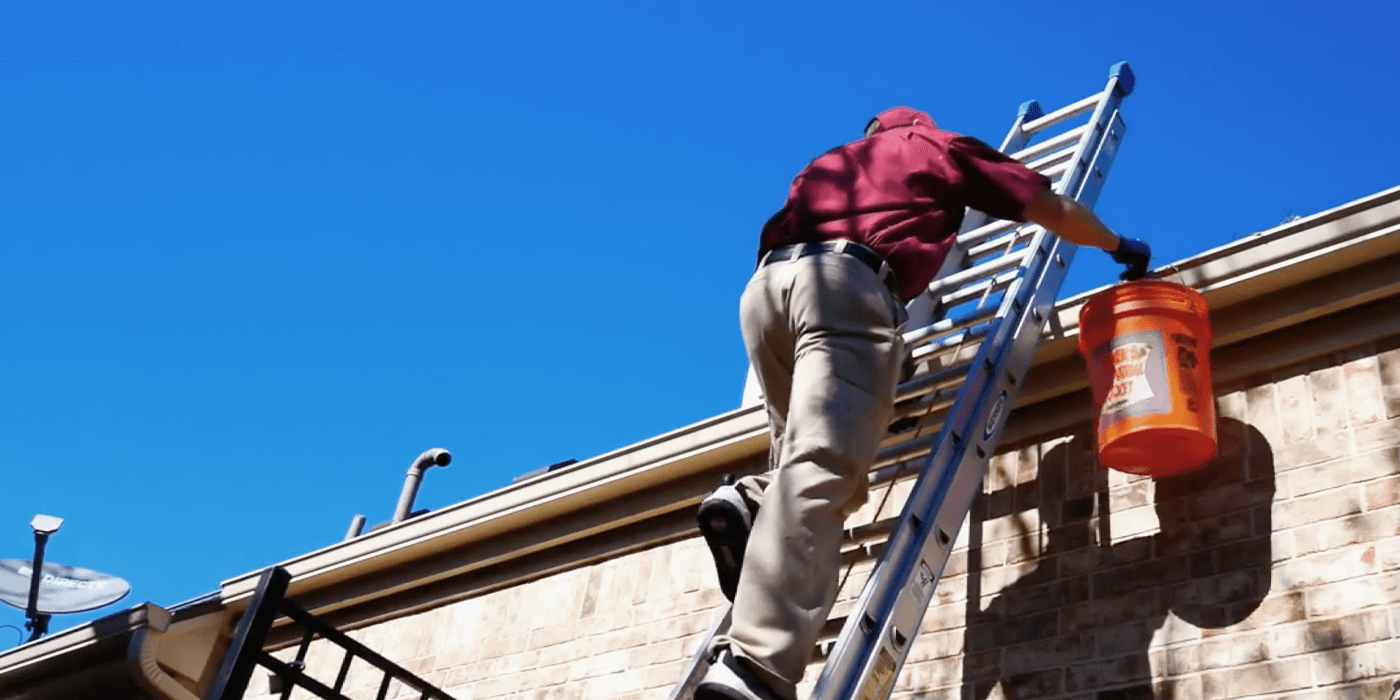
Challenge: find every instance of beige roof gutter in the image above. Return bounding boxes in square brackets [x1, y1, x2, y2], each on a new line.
[218, 183, 1400, 615]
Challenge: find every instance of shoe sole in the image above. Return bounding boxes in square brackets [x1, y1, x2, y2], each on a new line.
[695, 684, 747, 700]
[697, 499, 749, 602]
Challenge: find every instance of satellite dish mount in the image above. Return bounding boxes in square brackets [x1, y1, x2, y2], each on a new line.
[25, 515, 63, 642]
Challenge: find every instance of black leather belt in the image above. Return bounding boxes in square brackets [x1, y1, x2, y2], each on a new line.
[759, 240, 898, 295]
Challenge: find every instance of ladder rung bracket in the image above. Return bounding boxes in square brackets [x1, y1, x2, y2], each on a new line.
[1008, 125, 1087, 164]
[1021, 93, 1098, 135]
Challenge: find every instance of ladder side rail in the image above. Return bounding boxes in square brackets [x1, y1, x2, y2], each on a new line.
[210, 567, 292, 700]
[666, 608, 735, 700]
[808, 67, 1132, 700]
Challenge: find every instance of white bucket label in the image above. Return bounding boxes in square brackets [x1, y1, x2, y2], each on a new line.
[1090, 329, 1171, 432]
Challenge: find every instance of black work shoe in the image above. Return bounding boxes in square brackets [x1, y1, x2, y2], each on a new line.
[697, 477, 753, 602]
[695, 650, 783, 700]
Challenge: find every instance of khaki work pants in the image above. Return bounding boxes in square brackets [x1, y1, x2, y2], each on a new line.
[721, 251, 906, 699]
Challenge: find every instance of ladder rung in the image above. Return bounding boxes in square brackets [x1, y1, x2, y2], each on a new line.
[838, 540, 887, 570]
[868, 450, 937, 490]
[1021, 93, 1098, 135]
[958, 218, 1019, 249]
[925, 249, 1028, 297]
[1040, 159, 1072, 182]
[873, 434, 937, 470]
[889, 393, 956, 432]
[1009, 125, 1087, 164]
[900, 349, 978, 396]
[965, 226, 1039, 265]
[910, 336, 979, 369]
[909, 329, 986, 372]
[844, 517, 899, 547]
[902, 305, 996, 352]
[815, 614, 854, 657]
[937, 269, 1018, 311]
[1025, 147, 1074, 175]
[890, 369, 963, 418]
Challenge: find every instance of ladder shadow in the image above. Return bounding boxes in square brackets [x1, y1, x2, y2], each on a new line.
[956, 416, 1273, 700]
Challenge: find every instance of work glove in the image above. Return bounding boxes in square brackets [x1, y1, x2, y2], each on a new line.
[1110, 236, 1151, 281]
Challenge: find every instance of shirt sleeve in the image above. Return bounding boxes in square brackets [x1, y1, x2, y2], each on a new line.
[943, 136, 1052, 221]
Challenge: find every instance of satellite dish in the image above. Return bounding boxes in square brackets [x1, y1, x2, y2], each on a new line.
[0, 559, 131, 614]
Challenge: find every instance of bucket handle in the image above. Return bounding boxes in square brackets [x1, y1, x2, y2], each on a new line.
[1148, 262, 1187, 287]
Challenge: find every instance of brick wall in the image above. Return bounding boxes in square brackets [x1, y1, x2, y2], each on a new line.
[247, 335, 1400, 700]
[940, 335, 1400, 700]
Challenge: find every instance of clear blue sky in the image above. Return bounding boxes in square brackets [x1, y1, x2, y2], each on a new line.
[2, 0, 1396, 641]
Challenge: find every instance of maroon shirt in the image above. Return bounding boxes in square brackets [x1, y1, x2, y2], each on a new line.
[759, 107, 1051, 302]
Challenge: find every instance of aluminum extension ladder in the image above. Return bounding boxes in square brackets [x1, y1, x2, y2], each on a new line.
[674, 62, 1135, 700]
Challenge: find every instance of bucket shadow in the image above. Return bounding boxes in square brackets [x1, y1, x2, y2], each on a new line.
[958, 417, 1275, 700]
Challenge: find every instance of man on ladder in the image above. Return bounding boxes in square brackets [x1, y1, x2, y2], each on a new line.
[693, 106, 1151, 700]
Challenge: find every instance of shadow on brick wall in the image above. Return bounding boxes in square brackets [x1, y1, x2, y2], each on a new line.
[957, 417, 1275, 700]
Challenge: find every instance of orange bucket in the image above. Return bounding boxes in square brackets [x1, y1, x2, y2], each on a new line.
[1077, 280, 1216, 476]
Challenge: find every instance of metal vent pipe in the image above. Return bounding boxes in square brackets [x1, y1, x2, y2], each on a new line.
[392, 448, 452, 523]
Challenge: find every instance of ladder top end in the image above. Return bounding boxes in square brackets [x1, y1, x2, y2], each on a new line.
[1017, 100, 1044, 122]
[1110, 61, 1135, 97]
